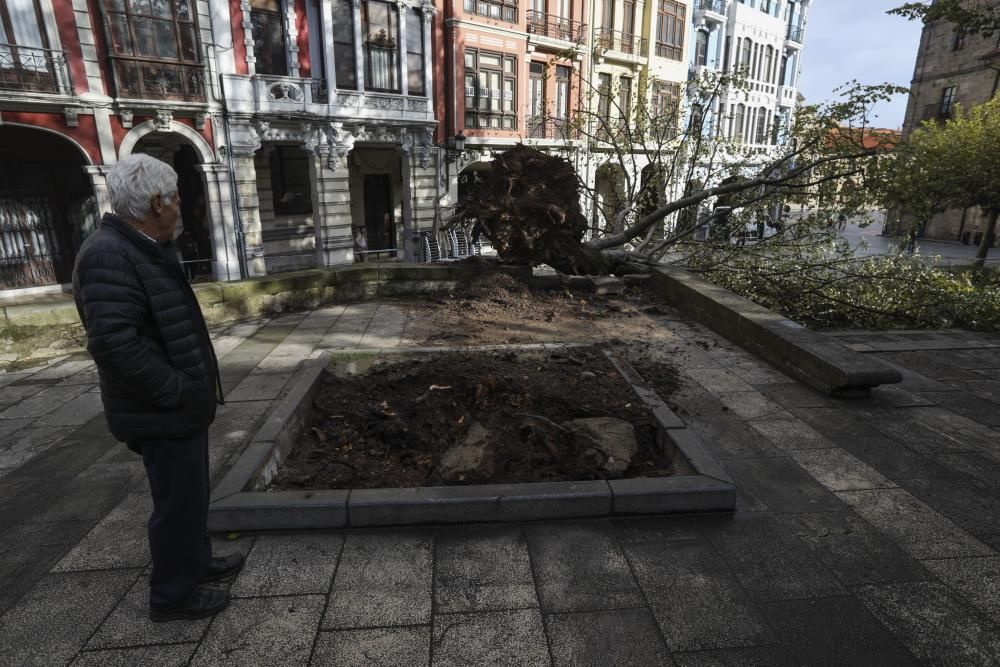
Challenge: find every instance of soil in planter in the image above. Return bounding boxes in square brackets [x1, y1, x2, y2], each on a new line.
[271, 346, 682, 490]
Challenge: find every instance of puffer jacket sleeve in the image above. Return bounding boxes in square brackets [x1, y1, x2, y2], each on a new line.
[76, 247, 187, 410]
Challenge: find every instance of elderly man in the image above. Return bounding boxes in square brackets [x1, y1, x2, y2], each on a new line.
[72, 154, 243, 622]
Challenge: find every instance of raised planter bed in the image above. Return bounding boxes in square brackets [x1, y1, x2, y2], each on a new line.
[208, 347, 735, 530]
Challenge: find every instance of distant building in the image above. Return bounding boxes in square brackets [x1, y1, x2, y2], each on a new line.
[893, 3, 1000, 244]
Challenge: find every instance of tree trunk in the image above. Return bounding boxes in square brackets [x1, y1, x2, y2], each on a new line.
[974, 208, 999, 268]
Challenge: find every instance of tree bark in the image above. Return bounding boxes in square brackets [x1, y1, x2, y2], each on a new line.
[974, 208, 999, 268]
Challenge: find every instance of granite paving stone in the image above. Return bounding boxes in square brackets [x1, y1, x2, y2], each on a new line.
[671, 645, 796, 666]
[70, 644, 196, 667]
[27, 461, 145, 522]
[26, 360, 93, 382]
[431, 608, 550, 667]
[53, 492, 153, 571]
[207, 400, 270, 477]
[0, 425, 72, 469]
[876, 351, 983, 381]
[722, 457, 844, 514]
[0, 371, 34, 388]
[0, 543, 72, 615]
[611, 516, 702, 544]
[225, 370, 295, 401]
[916, 391, 1000, 427]
[755, 382, 833, 408]
[683, 368, 754, 394]
[0, 569, 136, 667]
[776, 512, 929, 586]
[715, 392, 794, 421]
[0, 384, 89, 419]
[698, 513, 845, 602]
[86, 574, 210, 649]
[920, 556, 1000, 621]
[190, 594, 325, 667]
[895, 477, 1000, 535]
[310, 626, 430, 667]
[725, 360, 790, 385]
[544, 607, 673, 666]
[0, 383, 46, 406]
[790, 448, 896, 492]
[927, 451, 1000, 487]
[622, 537, 773, 651]
[747, 419, 835, 452]
[323, 530, 433, 629]
[871, 415, 976, 454]
[855, 581, 1000, 664]
[800, 423, 945, 481]
[34, 391, 106, 427]
[230, 533, 343, 597]
[525, 521, 642, 613]
[434, 524, 537, 614]
[909, 406, 1000, 453]
[763, 597, 918, 666]
[836, 488, 994, 560]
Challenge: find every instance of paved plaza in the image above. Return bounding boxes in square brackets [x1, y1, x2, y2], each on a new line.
[1, 302, 1000, 665]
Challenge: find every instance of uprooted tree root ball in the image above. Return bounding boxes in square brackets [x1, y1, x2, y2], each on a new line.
[272, 347, 682, 490]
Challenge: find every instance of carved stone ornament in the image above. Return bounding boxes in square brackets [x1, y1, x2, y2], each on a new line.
[335, 93, 361, 107]
[365, 95, 404, 112]
[63, 107, 80, 128]
[265, 80, 303, 102]
[301, 122, 321, 154]
[324, 122, 356, 170]
[153, 110, 173, 131]
[119, 109, 134, 129]
[254, 120, 273, 140]
[230, 125, 262, 156]
[407, 98, 429, 112]
[421, 2, 437, 19]
[194, 112, 209, 130]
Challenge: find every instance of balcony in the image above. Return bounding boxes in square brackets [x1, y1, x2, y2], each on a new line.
[463, 0, 518, 23]
[111, 58, 206, 102]
[527, 11, 587, 49]
[694, 0, 727, 23]
[0, 44, 72, 95]
[785, 25, 804, 48]
[922, 102, 956, 122]
[594, 28, 648, 63]
[527, 116, 580, 141]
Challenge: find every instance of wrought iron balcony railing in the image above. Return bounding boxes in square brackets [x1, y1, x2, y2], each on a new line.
[526, 11, 587, 44]
[0, 44, 72, 94]
[527, 116, 579, 140]
[696, 0, 726, 13]
[922, 102, 956, 122]
[786, 25, 804, 43]
[111, 57, 206, 102]
[594, 28, 648, 56]
[463, 0, 517, 23]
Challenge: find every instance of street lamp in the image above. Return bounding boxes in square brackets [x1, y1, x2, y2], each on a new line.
[442, 132, 467, 163]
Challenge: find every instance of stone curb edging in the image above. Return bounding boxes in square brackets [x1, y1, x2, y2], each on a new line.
[207, 348, 735, 530]
[649, 266, 902, 397]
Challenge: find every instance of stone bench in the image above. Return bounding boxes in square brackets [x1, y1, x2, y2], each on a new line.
[650, 267, 902, 397]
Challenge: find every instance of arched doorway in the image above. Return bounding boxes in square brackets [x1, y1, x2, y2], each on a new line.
[133, 134, 213, 280]
[0, 126, 95, 289]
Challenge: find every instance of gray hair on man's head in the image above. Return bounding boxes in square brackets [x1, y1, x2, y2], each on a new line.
[106, 154, 179, 221]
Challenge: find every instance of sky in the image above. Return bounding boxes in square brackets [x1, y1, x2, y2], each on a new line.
[798, 0, 925, 129]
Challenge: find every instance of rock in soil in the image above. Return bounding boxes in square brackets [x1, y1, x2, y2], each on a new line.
[563, 417, 638, 477]
[438, 422, 495, 482]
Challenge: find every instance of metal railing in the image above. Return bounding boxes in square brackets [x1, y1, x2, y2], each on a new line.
[696, 0, 726, 13]
[526, 11, 588, 44]
[527, 116, 579, 140]
[594, 28, 648, 56]
[786, 25, 804, 43]
[0, 44, 71, 94]
[922, 102, 956, 122]
[111, 58, 206, 101]
[463, 0, 517, 22]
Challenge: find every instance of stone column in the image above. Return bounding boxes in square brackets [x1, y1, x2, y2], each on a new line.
[321, 0, 337, 96]
[352, 0, 365, 90]
[311, 147, 354, 266]
[421, 4, 435, 101]
[231, 152, 267, 276]
[82, 166, 111, 218]
[196, 163, 242, 281]
[240, 0, 257, 75]
[397, 147, 415, 261]
[397, 0, 410, 96]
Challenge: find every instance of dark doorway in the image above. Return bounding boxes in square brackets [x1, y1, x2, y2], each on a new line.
[135, 136, 212, 280]
[0, 126, 95, 289]
[363, 174, 395, 251]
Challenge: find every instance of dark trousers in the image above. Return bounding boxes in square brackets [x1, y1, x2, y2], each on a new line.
[140, 430, 212, 607]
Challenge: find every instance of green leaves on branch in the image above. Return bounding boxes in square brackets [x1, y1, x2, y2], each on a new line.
[889, 1, 1000, 36]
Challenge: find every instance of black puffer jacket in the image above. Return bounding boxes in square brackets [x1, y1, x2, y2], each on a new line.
[72, 213, 223, 444]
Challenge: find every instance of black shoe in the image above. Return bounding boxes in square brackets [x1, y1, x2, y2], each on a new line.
[203, 552, 246, 583]
[149, 586, 230, 622]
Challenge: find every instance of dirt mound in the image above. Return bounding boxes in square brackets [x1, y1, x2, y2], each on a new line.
[271, 347, 680, 490]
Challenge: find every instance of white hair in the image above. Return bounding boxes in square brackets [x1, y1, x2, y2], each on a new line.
[106, 154, 179, 221]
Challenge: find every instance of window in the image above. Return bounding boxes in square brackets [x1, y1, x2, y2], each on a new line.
[251, 0, 288, 76]
[941, 86, 956, 116]
[601, 0, 613, 29]
[0, 0, 63, 92]
[333, 0, 356, 88]
[760, 0, 771, 13]
[695, 30, 708, 67]
[462, 0, 517, 23]
[651, 80, 679, 119]
[755, 107, 767, 143]
[528, 61, 545, 136]
[363, 0, 399, 92]
[463, 49, 516, 130]
[623, 0, 635, 38]
[740, 38, 752, 71]
[655, 0, 685, 60]
[618, 75, 632, 129]
[732, 103, 745, 141]
[269, 145, 313, 215]
[779, 53, 788, 85]
[405, 8, 424, 94]
[723, 36, 730, 71]
[953, 28, 967, 51]
[763, 45, 773, 84]
[101, 0, 205, 100]
[597, 71, 611, 134]
[555, 65, 570, 120]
